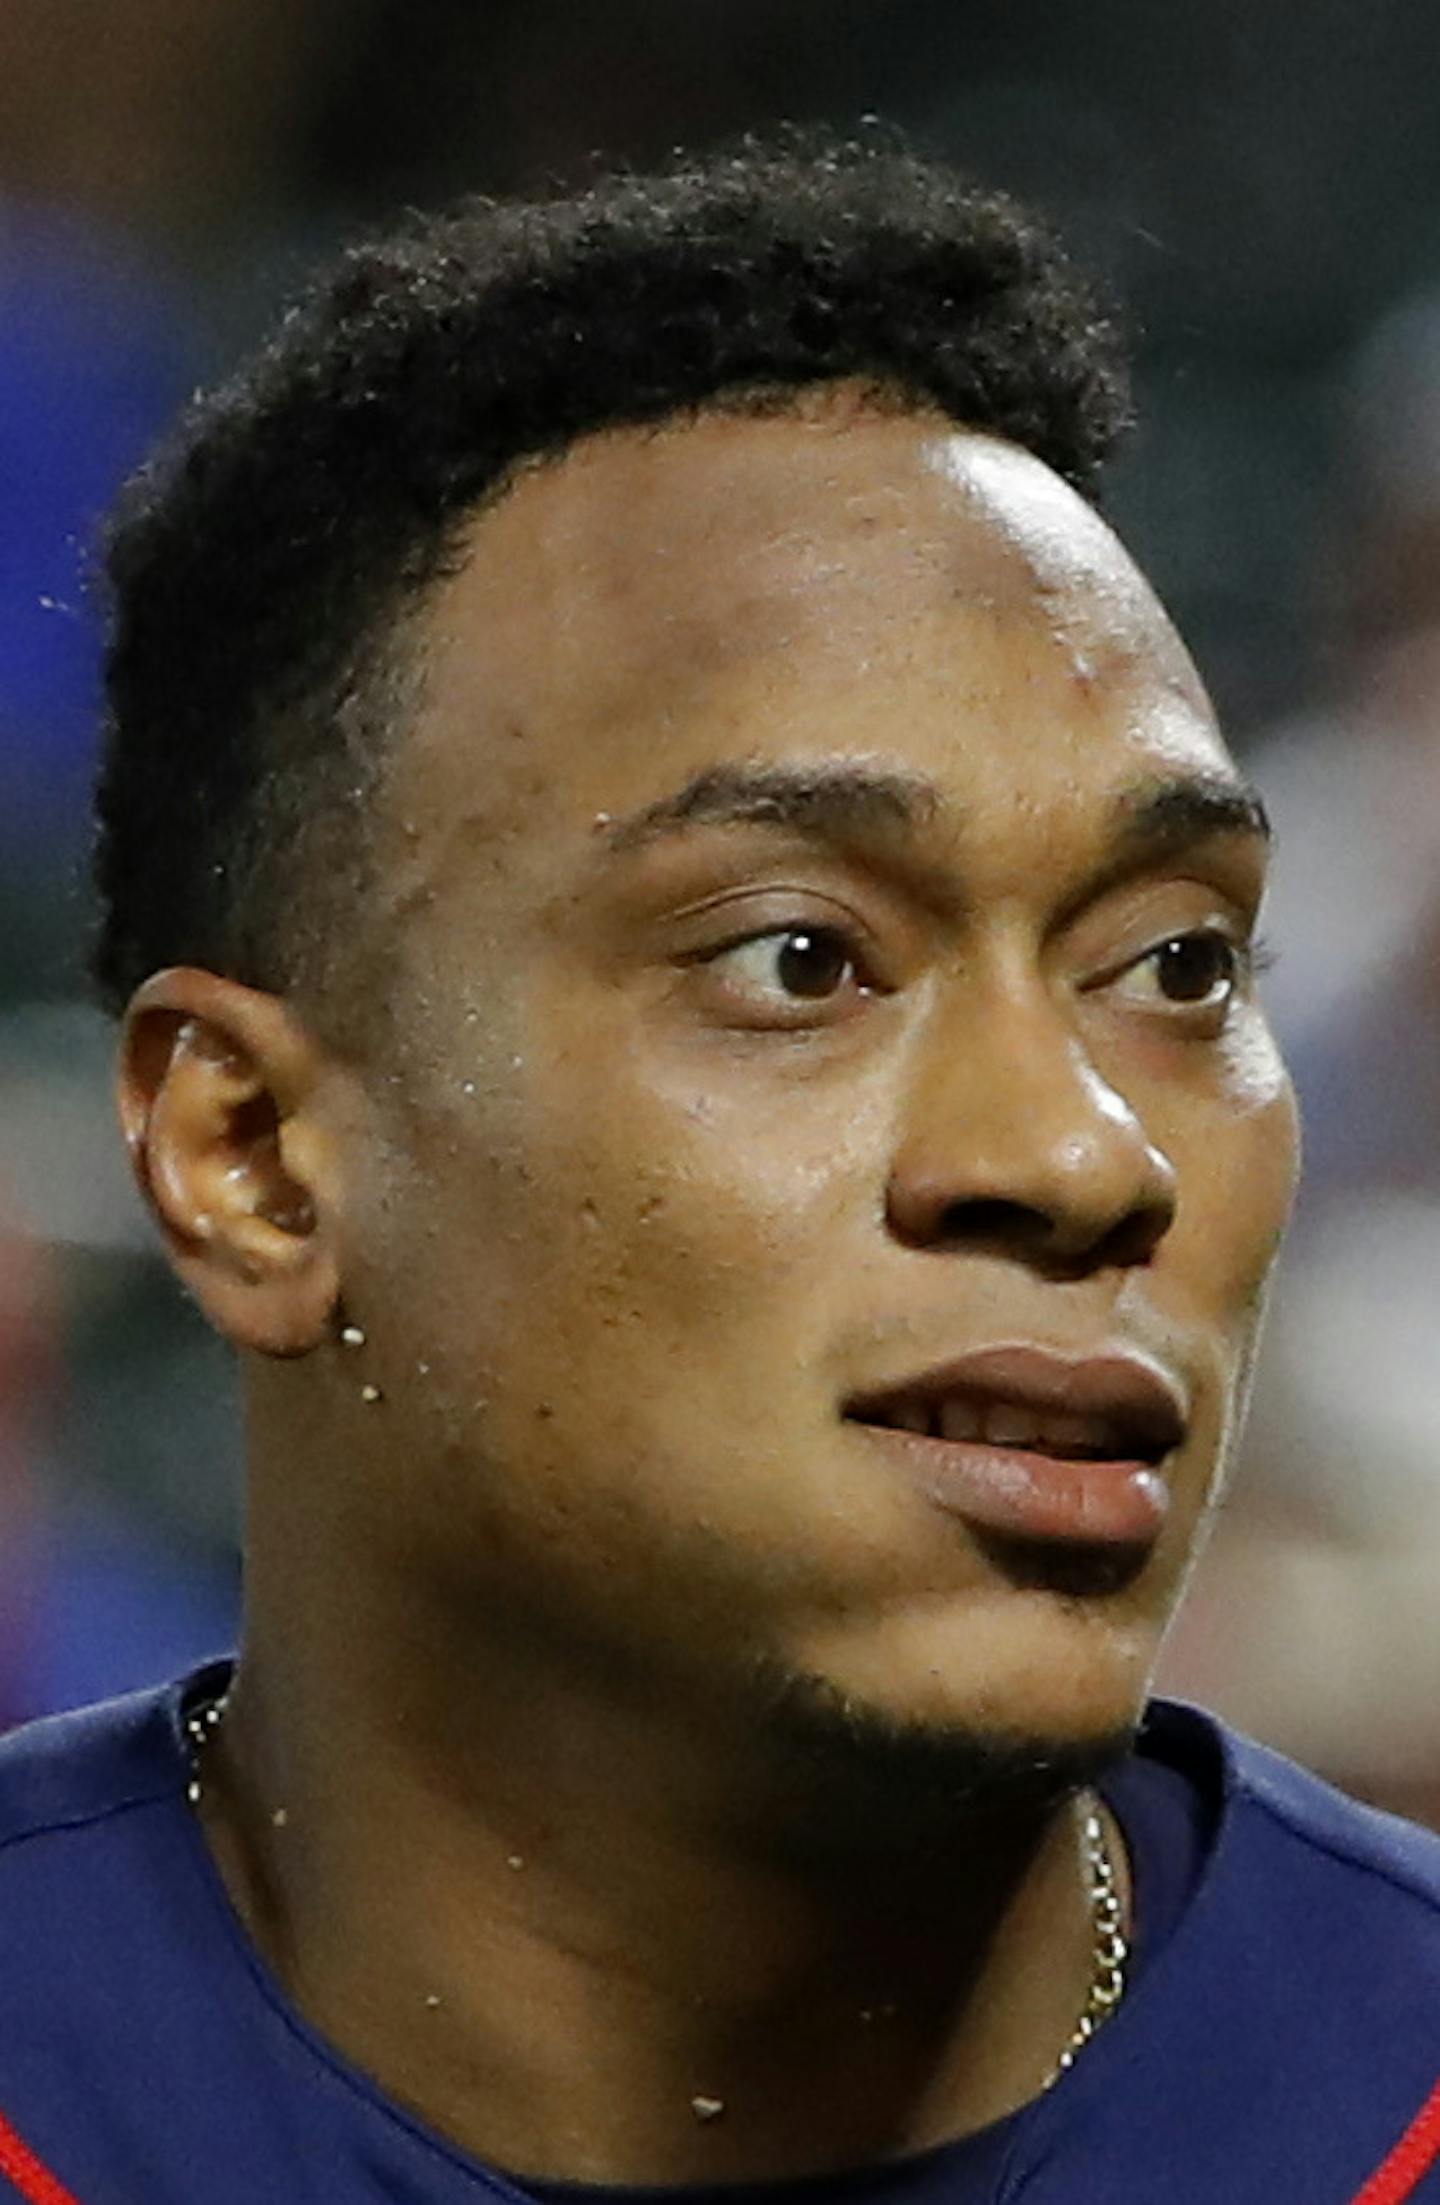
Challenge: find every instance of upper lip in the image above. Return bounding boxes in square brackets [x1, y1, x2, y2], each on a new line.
[843, 1343, 1188, 1464]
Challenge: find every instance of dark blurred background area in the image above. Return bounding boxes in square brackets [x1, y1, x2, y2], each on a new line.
[4, 0, 1440, 1814]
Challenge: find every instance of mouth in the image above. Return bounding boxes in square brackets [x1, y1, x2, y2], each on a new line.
[843, 1344, 1187, 1552]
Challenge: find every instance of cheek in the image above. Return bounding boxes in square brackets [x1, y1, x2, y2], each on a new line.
[1156, 1032, 1299, 1355]
[353, 1053, 910, 1611]
[1210, 1025, 1300, 1294]
[374, 1022, 885, 1428]
[511, 1052, 881, 1349]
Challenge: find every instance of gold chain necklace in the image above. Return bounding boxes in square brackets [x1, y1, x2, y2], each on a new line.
[1044, 1803, 1129, 2086]
[183, 1691, 226, 1807]
[183, 1694, 1127, 2086]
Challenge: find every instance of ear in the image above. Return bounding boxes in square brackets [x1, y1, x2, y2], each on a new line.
[118, 968, 342, 1356]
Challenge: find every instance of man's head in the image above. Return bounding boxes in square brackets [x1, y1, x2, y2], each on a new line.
[92, 130, 1127, 1023]
[99, 136, 1297, 1808]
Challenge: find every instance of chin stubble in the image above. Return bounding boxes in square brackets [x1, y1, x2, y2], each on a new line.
[744, 1654, 1137, 1863]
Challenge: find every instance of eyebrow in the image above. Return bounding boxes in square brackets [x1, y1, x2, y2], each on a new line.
[602, 759, 1270, 871]
[1111, 774, 1271, 857]
[604, 762, 937, 852]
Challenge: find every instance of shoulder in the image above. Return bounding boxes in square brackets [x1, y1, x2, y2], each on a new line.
[0, 1670, 236, 2065]
[1152, 1697, 1440, 1930]
[1140, 1696, 1440, 2098]
[1049, 1706, 1440, 2199]
[1228, 1719, 1440, 1908]
[0, 1667, 228, 1993]
[0, 1675, 185, 1852]
[0, 1677, 194, 1854]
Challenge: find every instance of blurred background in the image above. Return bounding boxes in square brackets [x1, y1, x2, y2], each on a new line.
[3, 0, 1440, 1814]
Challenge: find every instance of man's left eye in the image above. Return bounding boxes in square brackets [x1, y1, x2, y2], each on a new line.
[1116, 930, 1244, 1011]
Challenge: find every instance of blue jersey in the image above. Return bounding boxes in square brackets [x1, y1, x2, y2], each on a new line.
[1, 1665, 1439, 2203]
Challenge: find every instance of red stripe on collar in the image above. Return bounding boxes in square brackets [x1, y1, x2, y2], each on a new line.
[0, 2109, 81, 2205]
[1351, 2077, 1440, 2204]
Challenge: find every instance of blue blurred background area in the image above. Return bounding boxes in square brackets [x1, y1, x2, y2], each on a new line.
[4, 0, 1440, 1816]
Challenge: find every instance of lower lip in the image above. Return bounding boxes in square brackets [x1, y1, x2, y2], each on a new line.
[852, 1424, 1170, 1547]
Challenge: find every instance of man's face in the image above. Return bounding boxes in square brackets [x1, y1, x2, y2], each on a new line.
[327, 399, 1296, 1755]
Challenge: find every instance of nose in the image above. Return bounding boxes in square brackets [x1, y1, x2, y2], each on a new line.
[885, 991, 1178, 1274]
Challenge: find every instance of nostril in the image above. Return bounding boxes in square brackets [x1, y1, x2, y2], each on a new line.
[1094, 1204, 1171, 1272]
[1092, 1173, 1178, 1268]
[894, 1193, 1055, 1253]
[887, 1187, 1174, 1276]
[943, 1196, 1040, 1243]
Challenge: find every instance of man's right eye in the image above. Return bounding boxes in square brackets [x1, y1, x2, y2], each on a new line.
[695, 923, 875, 1020]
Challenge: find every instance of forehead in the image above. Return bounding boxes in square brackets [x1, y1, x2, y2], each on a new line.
[397, 399, 1228, 842]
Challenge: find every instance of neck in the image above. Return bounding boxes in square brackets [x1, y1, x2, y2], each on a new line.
[208, 1508, 1129, 2182]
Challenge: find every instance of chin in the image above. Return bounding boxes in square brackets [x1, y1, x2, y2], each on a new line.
[745, 1652, 1137, 1862]
[748, 1561, 1159, 1836]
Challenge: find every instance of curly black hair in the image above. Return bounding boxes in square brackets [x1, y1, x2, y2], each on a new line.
[92, 129, 1131, 1021]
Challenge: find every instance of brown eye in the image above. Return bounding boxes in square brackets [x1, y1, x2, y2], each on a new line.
[772, 928, 854, 998]
[1108, 927, 1247, 1020]
[699, 922, 872, 1020]
[1152, 933, 1238, 1004]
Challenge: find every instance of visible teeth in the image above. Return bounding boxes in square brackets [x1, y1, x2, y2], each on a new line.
[1044, 1411, 1111, 1456]
[983, 1402, 1040, 1447]
[866, 1393, 1129, 1458]
[947, 1400, 1120, 1456]
[937, 1397, 985, 1444]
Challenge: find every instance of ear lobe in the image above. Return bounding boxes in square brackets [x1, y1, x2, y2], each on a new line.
[119, 971, 340, 1356]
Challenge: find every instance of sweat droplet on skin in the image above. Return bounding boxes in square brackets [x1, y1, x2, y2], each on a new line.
[690, 2096, 725, 2122]
[425, 1993, 443, 2010]
[271, 1807, 288, 1828]
[506, 1854, 525, 1870]
[340, 1326, 366, 1349]
[360, 1383, 383, 1404]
